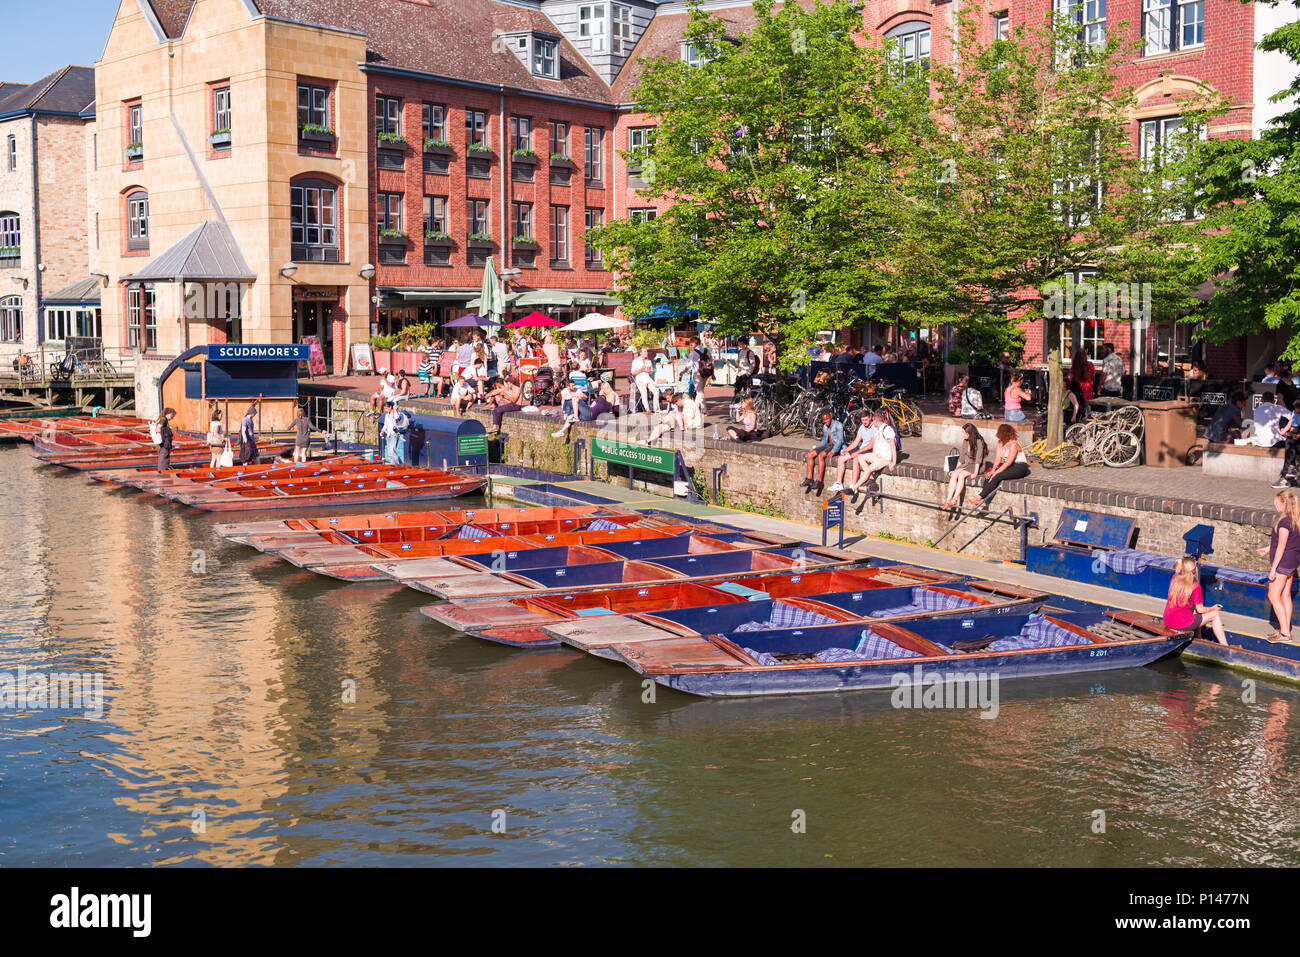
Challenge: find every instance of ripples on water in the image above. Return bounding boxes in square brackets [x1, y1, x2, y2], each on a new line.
[0, 447, 1298, 866]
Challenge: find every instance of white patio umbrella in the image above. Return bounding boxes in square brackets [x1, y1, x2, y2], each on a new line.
[561, 313, 633, 333]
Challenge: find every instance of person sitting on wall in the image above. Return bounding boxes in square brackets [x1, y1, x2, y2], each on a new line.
[949, 374, 968, 416]
[392, 370, 412, 403]
[450, 370, 477, 417]
[1206, 390, 1247, 444]
[801, 410, 844, 496]
[827, 411, 878, 495]
[485, 376, 523, 437]
[1253, 392, 1287, 449]
[368, 368, 395, 416]
[552, 375, 594, 441]
[847, 409, 897, 500]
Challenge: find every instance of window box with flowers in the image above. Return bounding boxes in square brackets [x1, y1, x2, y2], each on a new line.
[299, 122, 336, 146]
[209, 129, 232, 149]
[0, 245, 19, 266]
[423, 137, 453, 155]
[511, 235, 539, 249]
[125, 142, 144, 162]
[548, 153, 576, 168]
[466, 143, 496, 157]
[378, 228, 409, 245]
[466, 233, 496, 248]
[376, 131, 408, 148]
[511, 148, 538, 164]
[423, 230, 453, 246]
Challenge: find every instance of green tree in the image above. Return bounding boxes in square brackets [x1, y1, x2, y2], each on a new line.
[588, 0, 940, 368]
[1170, 0, 1300, 363]
[922, 12, 1207, 444]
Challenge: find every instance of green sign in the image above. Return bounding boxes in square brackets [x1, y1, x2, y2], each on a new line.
[457, 433, 488, 457]
[591, 437, 675, 475]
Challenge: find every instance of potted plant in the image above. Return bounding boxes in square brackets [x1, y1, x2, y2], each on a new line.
[369, 333, 398, 371]
[466, 232, 496, 247]
[378, 228, 409, 245]
[209, 129, 232, 148]
[376, 131, 407, 148]
[125, 142, 144, 162]
[299, 122, 335, 145]
[549, 152, 575, 167]
[423, 137, 453, 154]
[511, 147, 538, 163]
[511, 235, 539, 249]
[466, 143, 495, 156]
[0, 245, 19, 261]
[424, 229, 453, 245]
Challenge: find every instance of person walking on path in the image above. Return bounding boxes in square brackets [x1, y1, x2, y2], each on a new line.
[155, 408, 176, 473]
[944, 422, 987, 509]
[1164, 557, 1228, 645]
[1258, 489, 1300, 642]
[970, 424, 1027, 508]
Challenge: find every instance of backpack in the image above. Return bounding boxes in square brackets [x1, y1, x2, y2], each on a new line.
[149, 420, 162, 445]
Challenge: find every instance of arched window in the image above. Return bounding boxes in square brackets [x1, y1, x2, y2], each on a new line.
[290, 177, 340, 262]
[0, 296, 21, 343]
[885, 20, 931, 75]
[126, 189, 149, 251]
[0, 212, 19, 262]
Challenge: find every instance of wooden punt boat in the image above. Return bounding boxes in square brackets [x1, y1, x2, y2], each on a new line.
[0, 415, 145, 439]
[283, 526, 766, 582]
[1180, 633, 1300, 685]
[0, 405, 77, 420]
[246, 512, 661, 553]
[212, 505, 641, 548]
[96, 456, 373, 490]
[31, 429, 160, 452]
[401, 545, 863, 601]
[176, 469, 487, 511]
[37, 444, 294, 471]
[157, 465, 428, 503]
[422, 564, 963, 648]
[544, 580, 1048, 658]
[600, 608, 1192, 698]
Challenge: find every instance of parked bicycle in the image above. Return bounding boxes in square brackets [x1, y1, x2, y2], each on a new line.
[1024, 404, 1144, 468]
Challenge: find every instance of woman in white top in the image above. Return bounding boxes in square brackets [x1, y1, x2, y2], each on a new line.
[631, 346, 660, 414]
[681, 391, 703, 431]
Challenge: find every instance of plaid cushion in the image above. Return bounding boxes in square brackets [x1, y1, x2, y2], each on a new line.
[988, 615, 1089, 652]
[1103, 549, 1158, 575]
[856, 629, 924, 660]
[585, 519, 625, 531]
[868, 587, 978, 619]
[743, 647, 781, 666]
[457, 524, 494, 539]
[731, 602, 839, 632]
[1210, 566, 1269, 584]
[815, 647, 863, 662]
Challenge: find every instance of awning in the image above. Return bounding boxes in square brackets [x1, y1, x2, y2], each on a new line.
[512, 290, 622, 308]
[123, 220, 256, 283]
[639, 302, 699, 320]
[382, 288, 481, 306]
[43, 276, 102, 304]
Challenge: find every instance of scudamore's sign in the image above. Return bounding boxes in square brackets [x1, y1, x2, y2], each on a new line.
[591, 437, 675, 474]
[207, 344, 312, 362]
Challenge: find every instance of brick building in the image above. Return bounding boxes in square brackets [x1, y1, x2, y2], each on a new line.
[0, 66, 97, 356]
[81, 0, 1273, 376]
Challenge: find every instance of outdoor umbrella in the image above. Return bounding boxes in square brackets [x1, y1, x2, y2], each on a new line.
[444, 313, 496, 328]
[506, 312, 564, 328]
[561, 313, 633, 333]
[480, 257, 503, 326]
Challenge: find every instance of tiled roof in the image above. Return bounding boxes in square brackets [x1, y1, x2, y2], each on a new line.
[254, 0, 615, 103]
[0, 65, 95, 117]
[148, 0, 196, 39]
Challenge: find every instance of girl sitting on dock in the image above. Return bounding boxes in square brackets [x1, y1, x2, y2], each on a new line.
[1258, 489, 1300, 642]
[1164, 557, 1228, 645]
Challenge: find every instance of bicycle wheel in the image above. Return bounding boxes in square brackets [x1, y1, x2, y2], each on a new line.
[753, 394, 777, 432]
[1065, 422, 1092, 445]
[778, 391, 814, 435]
[1109, 405, 1144, 433]
[1101, 429, 1142, 467]
[1039, 443, 1081, 469]
[887, 397, 923, 436]
[1023, 438, 1049, 462]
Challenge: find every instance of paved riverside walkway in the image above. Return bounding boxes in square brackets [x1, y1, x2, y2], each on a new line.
[304, 375, 1282, 519]
[487, 476, 1286, 643]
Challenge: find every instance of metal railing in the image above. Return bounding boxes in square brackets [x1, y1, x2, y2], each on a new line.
[0, 342, 138, 387]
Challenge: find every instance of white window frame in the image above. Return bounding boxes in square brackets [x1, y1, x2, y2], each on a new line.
[533, 38, 559, 79]
[0, 296, 21, 343]
[424, 195, 447, 234]
[0, 212, 19, 252]
[551, 205, 569, 264]
[613, 5, 633, 56]
[465, 109, 489, 148]
[1143, 0, 1204, 55]
[993, 12, 1010, 40]
[579, 3, 608, 54]
[7, 134, 17, 171]
[585, 208, 604, 266]
[213, 86, 231, 134]
[375, 95, 402, 137]
[584, 126, 603, 182]
[127, 193, 149, 249]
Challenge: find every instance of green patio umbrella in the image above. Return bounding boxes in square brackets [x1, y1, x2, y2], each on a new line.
[480, 256, 503, 327]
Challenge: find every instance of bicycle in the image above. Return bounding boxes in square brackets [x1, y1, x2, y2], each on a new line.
[1029, 404, 1145, 469]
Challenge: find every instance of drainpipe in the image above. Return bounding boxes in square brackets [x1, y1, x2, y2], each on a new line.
[30, 115, 42, 345]
[499, 86, 508, 279]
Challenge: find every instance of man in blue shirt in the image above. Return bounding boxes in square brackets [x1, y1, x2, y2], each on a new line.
[863, 347, 883, 378]
[802, 410, 844, 495]
[828, 412, 878, 494]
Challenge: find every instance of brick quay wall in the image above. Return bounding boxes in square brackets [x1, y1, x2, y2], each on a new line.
[339, 398, 1277, 571]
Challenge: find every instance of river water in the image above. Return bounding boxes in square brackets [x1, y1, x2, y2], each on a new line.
[1, 447, 1298, 866]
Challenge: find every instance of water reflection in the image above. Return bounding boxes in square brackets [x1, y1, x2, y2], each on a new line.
[1, 448, 1299, 866]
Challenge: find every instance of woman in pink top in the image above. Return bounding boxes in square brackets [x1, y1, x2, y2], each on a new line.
[1164, 557, 1227, 644]
[1003, 372, 1031, 423]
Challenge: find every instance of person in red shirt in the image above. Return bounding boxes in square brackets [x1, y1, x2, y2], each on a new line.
[1164, 557, 1227, 644]
[1071, 350, 1096, 403]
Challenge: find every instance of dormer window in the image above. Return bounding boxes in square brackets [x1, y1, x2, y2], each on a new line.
[579, 4, 608, 54]
[612, 5, 633, 55]
[682, 42, 709, 67]
[534, 38, 559, 78]
[502, 31, 562, 80]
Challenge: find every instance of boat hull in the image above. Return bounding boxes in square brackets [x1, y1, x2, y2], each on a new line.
[635, 637, 1190, 698]
[1180, 636, 1300, 684]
